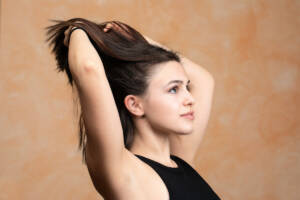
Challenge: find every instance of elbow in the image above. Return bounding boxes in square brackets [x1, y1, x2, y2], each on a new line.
[71, 60, 101, 82]
[203, 70, 215, 89]
[204, 72, 215, 95]
[82, 60, 99, 73]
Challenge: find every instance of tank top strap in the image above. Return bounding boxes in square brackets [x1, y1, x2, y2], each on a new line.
[170, 154, 199, 175]
[134, 154, 184, 174]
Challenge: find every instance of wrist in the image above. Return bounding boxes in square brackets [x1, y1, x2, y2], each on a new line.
[69, 27, 82, 35]
[68, 28, 86, 45]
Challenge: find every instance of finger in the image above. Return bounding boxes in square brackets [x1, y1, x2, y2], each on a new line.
[104, 23, 113, 32]
[63, 26, 75, 47]
[64, 26, 71, 36]
[63, 37, 68, 47]
[106, 23, 113, 28]
[65, 25, 74, 35]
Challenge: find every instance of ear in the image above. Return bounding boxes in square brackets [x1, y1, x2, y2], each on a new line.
[124, 95, 145, 117]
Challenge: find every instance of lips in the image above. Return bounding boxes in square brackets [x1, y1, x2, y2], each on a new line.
[181, 111, 195, 120]
[181, 111, 194, 116]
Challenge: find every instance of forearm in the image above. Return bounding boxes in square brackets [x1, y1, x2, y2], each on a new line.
[68, 29, 105, 80]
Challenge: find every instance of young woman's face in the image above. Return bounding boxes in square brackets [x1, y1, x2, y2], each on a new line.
[142, 61, 195, 135]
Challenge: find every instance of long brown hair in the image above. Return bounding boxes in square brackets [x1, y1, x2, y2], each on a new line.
[45, 18, 181, 164]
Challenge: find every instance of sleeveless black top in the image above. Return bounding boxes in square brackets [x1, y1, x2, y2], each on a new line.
[134, 154, 221, 200]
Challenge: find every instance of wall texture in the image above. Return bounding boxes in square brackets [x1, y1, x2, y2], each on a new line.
[1, 0, 299, 199]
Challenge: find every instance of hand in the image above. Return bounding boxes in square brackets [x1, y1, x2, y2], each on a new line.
[63, 26, 75, 47]
[63, 25, 78, 47]
[64, 22, 115, 47]
[103, 23, 113, 32]
[102, 21, 133, 40]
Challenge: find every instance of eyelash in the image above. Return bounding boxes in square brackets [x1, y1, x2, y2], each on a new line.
[169, 85, 190, 93]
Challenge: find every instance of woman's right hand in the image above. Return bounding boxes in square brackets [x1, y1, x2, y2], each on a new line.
[63, 21, 130, 47]
[64, 22, 113, 47]
[63, 25, 78, 47]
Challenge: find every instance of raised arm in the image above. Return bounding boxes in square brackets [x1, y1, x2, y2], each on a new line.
[67, 28, 130, 193]
[144, 36, 215, 167]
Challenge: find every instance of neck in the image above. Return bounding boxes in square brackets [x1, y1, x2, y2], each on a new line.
[129, 118, 176, 167]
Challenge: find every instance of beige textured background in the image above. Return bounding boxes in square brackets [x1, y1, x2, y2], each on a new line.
[1, 0, 299, 199]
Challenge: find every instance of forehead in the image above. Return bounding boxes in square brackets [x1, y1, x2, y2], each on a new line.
[149, 61, 188, 86]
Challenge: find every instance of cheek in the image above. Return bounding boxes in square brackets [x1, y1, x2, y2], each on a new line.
[146, 94, 180, 120]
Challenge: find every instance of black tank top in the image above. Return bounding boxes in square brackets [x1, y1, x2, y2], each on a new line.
[134, 154, 221, 200]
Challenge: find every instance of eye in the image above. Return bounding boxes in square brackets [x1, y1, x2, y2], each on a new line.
[169, 86, 178, 94]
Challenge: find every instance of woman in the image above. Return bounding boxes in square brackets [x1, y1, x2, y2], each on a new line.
[46, 18, 220, 200]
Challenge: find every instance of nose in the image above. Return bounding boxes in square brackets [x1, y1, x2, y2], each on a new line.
[183, 90, 195, 107]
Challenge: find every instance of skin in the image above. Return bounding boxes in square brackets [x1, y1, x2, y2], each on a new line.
[66, 22, 214, 168]
[124, 61, 195, 167]
[65, 22, 215, 199]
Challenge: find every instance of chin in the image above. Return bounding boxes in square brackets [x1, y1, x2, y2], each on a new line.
[177, 127, 194, 135]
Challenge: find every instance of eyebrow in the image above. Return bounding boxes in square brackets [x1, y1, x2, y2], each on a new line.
[165, 79, 191, 88]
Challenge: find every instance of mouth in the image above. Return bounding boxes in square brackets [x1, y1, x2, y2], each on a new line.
[180, 111, 194, 120]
